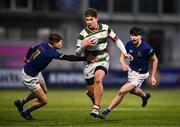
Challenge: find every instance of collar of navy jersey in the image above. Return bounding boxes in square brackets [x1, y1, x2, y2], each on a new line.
[48, 43, 54, 49]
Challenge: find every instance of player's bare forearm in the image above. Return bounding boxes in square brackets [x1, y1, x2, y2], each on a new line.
[151, 54, 158, 78]
[120, 54, 129, 71]
[120, 53, 126, 65]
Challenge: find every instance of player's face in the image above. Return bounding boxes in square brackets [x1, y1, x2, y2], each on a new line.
[85, 16, 98, 30]
[54, 40, 63, 49]
[130, 35, 142, 45]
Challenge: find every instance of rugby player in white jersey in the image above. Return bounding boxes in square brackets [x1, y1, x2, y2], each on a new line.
[75, 8, 133, 118]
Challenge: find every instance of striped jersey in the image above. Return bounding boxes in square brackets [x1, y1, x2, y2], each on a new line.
[77, 23, 118, 63]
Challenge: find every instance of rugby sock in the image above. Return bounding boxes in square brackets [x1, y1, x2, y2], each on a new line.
[23, 108, 30, 113]
[104, 108, 111, 115]
[141, 93, 146, 98]
[93, 105, 100, 110]
[19, 99, 25, 105]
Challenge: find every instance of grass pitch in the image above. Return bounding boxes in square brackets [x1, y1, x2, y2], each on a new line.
[0, 88, 180, 127]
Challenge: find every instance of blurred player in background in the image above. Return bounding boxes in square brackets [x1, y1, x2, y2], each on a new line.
[14, 33, 90, 120]
[101, 26, 158, 119]
[75, 8, 133, 118]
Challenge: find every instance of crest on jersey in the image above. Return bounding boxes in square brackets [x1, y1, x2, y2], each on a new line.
[137, 51, 142, 57]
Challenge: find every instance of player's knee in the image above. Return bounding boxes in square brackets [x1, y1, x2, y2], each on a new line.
[118, 89, 128, 96]
[95, 79, 102, 84]
[40, 96, 48, 105]
[42, 99, 48, 106]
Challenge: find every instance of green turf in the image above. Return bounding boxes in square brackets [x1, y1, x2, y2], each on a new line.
[0, 88, 180, 127]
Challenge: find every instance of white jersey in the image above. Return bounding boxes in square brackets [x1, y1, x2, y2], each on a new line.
[76, 23, 118, 64]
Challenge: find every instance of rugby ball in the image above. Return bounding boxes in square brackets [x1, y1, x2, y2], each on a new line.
[90, 36, 98, 46]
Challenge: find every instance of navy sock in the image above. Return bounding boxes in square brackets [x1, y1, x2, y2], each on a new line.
[142, 93, 147, 99]
[104, 108, 111, 115]
[23, 108, 30, 113]
[20, 99, 25, 105]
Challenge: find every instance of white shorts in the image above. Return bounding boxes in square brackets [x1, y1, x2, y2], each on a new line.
[21, 69, 46, 92]
[128, 68, 149, 87]
[84, 61, 109, 79]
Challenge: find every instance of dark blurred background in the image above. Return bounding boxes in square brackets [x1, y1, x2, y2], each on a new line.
[0, 0, 180, 88]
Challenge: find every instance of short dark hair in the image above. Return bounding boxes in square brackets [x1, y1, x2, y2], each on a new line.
[85, 8, 97, 18]
[48, 33, 62, 45]
[129, 26, 143, 36]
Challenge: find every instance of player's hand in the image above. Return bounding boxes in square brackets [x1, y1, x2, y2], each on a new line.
[151, 77, 157, 85]
[82, 37, 96, 47]
[124, 53, 134, 61]
[121, 63, 129, 72]
[89, 36, 98, 46]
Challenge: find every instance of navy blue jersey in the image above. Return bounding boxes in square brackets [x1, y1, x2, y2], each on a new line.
[125, 41, 154, 73]
[24, 42, 62, 76]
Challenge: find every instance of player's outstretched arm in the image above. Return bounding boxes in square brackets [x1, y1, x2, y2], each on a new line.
[60, 54, 87, 61]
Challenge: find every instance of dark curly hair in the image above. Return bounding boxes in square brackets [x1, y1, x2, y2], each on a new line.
[85, 8, 97, 18]
[129, 26, 143, 36]
[48, 33, 63, 45]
